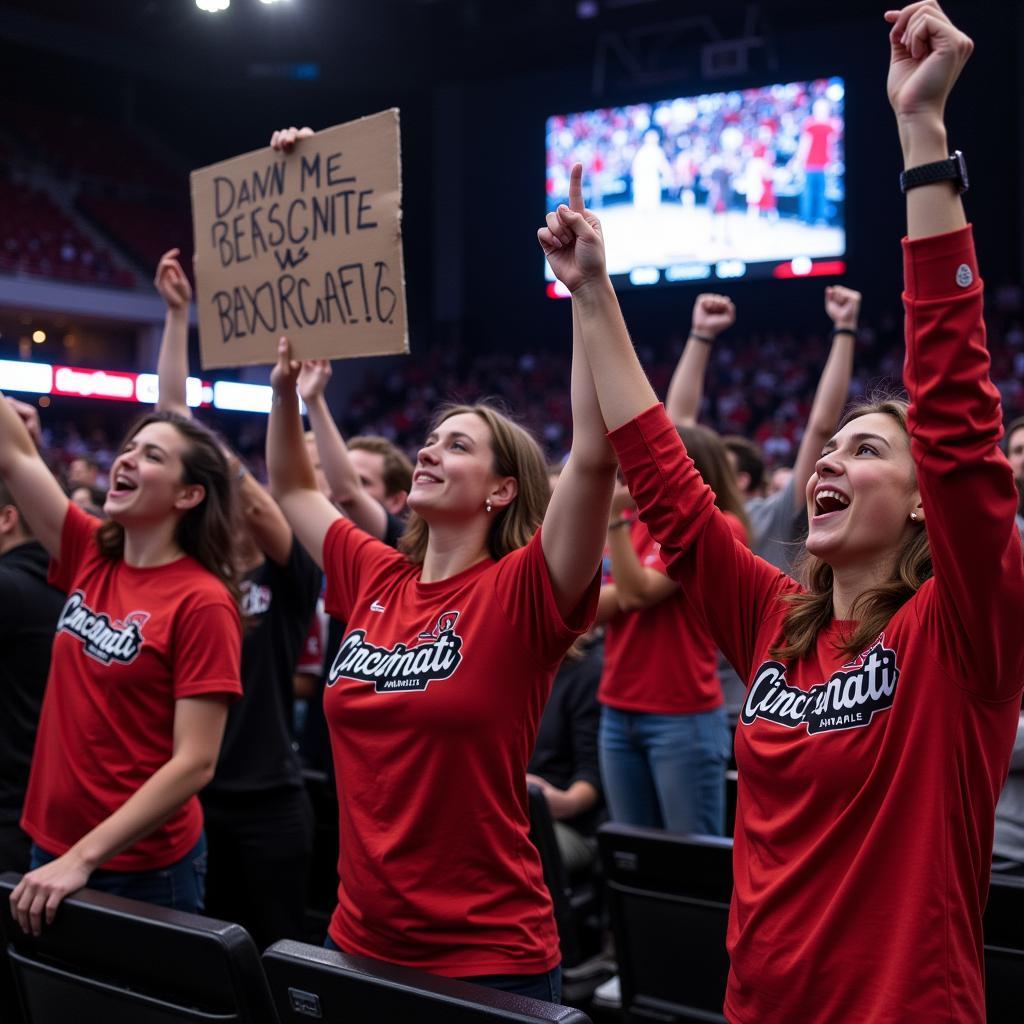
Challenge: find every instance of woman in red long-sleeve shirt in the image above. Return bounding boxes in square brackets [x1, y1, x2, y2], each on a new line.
[539, 4, 1022, 1020]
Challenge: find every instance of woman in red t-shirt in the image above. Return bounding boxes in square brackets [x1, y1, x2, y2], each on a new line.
[264, 124, 617, 1005]
[539, 8, 1020, 1020]
[599, 427, 749, 835]
[0, 400, 242, 934]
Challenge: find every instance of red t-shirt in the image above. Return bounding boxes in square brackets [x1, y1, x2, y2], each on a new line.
[21, 503, 242, 871]
[610, 228, 1024, 1022]
[801, 118, 835, 170]
[600, 515, 746, 714]
[322, 520, 597, 976]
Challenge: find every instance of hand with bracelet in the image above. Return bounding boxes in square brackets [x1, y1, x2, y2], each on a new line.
[689, 292, 736, 345]
[824, 284, 862, 338]
[608, 481, 637, 530]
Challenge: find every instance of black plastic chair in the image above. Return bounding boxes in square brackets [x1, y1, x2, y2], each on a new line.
[0, 872, 277, 1024]
[598, 824, 733, 1023]
[985, 873, 1024, 1023]
[263, 939, 592, 1023]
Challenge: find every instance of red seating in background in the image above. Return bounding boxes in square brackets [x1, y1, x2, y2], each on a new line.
[0, 179, 135, 288]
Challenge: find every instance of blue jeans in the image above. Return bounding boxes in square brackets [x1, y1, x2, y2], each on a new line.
[30, 833, 207, 914]
[800, 168, 827, 224]
[323, 935, 562, 1003]
[600, 705, 730, 835]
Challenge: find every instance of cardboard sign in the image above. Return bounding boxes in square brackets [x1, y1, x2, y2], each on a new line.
[190, 109, 408, 369]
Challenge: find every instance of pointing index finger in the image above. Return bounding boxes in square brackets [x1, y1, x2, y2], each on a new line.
[568, 163, 585, 214]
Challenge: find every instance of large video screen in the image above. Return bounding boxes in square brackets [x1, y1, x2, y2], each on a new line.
[545, 77, 845, 294]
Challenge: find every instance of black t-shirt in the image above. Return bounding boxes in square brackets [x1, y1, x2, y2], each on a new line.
[528, 636, 604, 835]
[0, 541, 65, 822]
[300, 508, 406, 775]
[205, 538, 322, 794]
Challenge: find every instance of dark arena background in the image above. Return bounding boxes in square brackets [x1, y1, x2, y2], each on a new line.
[1, 1, 1024, 1022]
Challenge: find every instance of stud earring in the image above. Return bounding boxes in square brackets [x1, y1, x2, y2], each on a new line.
[910, 512, 919, 522]
[485, 499, 493, 513]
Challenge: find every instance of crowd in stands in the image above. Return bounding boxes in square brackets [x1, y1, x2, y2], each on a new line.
[1, 10, 1023, 1022]
[0, 178, 135, 288]
[0, 102, 191, 290]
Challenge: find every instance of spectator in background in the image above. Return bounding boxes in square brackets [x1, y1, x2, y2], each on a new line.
[69, 484, 106, 519]
[66, 454, 100, 491]
[527, 633, 604, 873]
[667, 287, 859, 573]
[597, 445, 747, 837]
[298, 358, 411, 546]
[0, 402, 65, 873]
[1004, 415, 1024, 534]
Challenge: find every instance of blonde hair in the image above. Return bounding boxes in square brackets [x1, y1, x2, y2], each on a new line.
[399, 403, 551, 565]
[770, 397, 931, 662]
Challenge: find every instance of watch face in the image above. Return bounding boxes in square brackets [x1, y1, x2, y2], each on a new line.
[954, 150, 969, 193]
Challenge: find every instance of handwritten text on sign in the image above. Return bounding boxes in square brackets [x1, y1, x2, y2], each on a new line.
[191, 109, 408, 369]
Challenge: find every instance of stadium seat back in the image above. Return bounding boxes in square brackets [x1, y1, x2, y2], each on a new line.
[984, 874, 1024, 1023]
[263, 939, 592, 1023]
[599, 824, 733, 1023]
[0, 872, 277, 1024]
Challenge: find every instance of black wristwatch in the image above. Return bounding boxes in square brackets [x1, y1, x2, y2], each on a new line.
[899, 150, 969, 194]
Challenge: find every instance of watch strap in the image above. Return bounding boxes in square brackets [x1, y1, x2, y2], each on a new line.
[900, 151, 968, 194]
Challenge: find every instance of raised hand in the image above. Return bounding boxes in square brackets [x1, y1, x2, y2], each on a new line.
[297, 359, 333, 403]
[6, 397, 43, 449]
[154, 248, 192, 311]
[883, 2, 973, 125]
[270, 126, 314, 152]
[270, 336, 301, 396]
[538, 163, 607, 293]
[691, 293, 736, 340]
[824, 285, 862, 330]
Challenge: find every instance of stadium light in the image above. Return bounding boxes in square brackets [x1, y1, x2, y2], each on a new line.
[196, 0, 230, 12]
[259, 0, 290, 5]
[32, 330, 46, 344]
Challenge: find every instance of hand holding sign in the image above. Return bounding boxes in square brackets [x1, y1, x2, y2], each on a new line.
[270, 336, 302, 397]
[191, 110, 408, 369]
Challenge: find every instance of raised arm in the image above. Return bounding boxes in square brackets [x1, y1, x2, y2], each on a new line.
[885, 3, 1023, 691]
[540, 165, 791, 680]
[153, 248, 193, 418]
[297, 360, 389, 541]
[787, 285, 860, 510]
[664, 294, 735, 427]
[0, 395, 68, 558]
[605, 484, 680, 612]
[541, 297, 619, 618]
[229, 451, 294, 567]
[267, 338, 341, 570]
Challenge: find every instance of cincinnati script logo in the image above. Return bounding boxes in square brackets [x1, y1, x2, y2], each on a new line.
[56, 591, 149, 666]
[328, 610, 464, 694]
[741, 639, 899, 735]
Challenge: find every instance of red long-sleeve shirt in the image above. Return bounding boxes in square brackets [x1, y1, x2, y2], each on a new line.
[609, 226, 1024, 1023]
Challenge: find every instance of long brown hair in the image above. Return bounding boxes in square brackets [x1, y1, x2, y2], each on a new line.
[770, 397, 931, 662]
[678, 424, 751, 538]
[399, 403, 550, 565]
[97, 412, 242, 605]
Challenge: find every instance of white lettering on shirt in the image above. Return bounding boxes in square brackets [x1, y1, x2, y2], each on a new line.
[741, 639, 899, 735]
